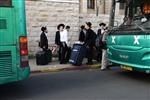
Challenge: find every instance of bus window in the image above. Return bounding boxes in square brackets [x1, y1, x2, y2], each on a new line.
[143, 1, 150, 14]
[0, 0, 12, 7]
[0, 19, 7, 29]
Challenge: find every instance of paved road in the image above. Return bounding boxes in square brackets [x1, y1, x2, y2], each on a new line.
[0, 67, 150, 100]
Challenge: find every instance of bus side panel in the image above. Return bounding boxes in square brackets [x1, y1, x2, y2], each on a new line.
[107, 35, 150, 71]
[0, 6, 18, 84]
[13, 0, 30, 80]
[0, 8, 16, 45]
[0, 46, 18, 84]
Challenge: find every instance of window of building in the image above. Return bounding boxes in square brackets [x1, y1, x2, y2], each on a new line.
[87, 0, 95, 9]
[119, 3, 125, 10]
[0, 0, 12, 7]
[119, 2, 125, 15]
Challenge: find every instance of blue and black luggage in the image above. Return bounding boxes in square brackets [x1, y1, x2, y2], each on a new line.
[69, 44, 86, 66]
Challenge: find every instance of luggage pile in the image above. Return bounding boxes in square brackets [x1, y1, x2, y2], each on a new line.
[36, 43, 101, 66]
[36, 49, 52, 65]
[69, 43, 86, 66]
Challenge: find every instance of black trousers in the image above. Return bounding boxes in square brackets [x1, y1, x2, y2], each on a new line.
[65, 47, 71, 63]
[87, 45, 94, 63]
[58, 48, 61, 61]
[60, 43, 68, 64]
[96, 46, 102, 62]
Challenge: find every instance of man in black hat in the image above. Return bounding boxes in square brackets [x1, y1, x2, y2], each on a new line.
[97, 23, 106, 36]
[55, 24, 68, 64]
[79, 25, 86, 42]
[84, 22, 96, 65]
[40, 27, 48, 51]
[95, 23, 106, 62]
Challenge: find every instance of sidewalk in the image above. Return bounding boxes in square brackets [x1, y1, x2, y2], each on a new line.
[29, 58, 101, 73]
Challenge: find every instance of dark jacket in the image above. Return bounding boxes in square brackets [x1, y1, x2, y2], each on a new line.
[40, 32, 48, 50]
[84, 28, 96, 46]
[79, 30, 85, 42]
[55, 31, 61, 46]
[97, 29, 101, 36]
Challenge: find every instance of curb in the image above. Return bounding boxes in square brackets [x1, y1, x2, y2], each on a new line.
[30, 64, 101, 74]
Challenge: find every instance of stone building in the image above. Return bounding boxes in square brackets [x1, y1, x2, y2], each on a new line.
[26, 0, 125, 55]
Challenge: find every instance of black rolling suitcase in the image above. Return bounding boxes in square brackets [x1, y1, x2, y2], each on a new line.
[69, 44, 86, 66]
[46, 49, 52, 63]
[36, 51, 48, 65]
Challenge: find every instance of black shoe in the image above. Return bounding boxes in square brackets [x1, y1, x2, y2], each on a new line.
[60, 61, 68, 64]
[86, 62, 93, 65]
[60, 62, 63, 64]
[60, 62, 65, 64]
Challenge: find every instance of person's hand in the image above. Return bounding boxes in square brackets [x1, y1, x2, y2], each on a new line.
[86, 45, 89, 48]
[52, 47, 57, 54]
[56, 45, 60, 48]
[43, 46, 46, 49]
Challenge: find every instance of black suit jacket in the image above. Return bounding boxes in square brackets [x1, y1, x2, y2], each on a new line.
[55, 31, 61, 46]
[79, 30, 85, 42]
[97, 29, 101, 36]
[40, 32, 48, 49]
[85, 29, 96, 46]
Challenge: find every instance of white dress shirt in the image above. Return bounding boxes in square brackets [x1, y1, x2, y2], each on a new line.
[60, 30, 68, 44]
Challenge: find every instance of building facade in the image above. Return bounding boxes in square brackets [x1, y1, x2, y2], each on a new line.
[26, 0, 124, 55]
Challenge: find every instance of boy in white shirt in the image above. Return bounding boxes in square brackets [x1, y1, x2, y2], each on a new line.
[55, 24, 68, 64]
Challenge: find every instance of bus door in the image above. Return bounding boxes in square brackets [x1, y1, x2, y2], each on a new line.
[0, 0, 17, 79]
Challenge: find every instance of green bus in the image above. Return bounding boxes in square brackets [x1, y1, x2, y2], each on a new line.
[0, 0, 30, 84]
[107, 0, 150, 73]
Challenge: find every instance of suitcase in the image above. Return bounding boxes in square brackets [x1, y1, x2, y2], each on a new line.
[36, 51, 48, 65]
[69, 44, 86, 66]
[46, 49, 52, 63]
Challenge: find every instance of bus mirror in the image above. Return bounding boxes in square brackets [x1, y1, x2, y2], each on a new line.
[114, 21, 119, 28]
[141, 17, 147, 23]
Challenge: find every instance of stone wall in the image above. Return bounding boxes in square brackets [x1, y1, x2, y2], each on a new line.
[79, 0, 124, 33]
[26, 0, 80, 55]
[79, 14, 124, 33]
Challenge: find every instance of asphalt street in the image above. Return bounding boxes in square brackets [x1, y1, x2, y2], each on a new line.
[0, 67, 150, 100]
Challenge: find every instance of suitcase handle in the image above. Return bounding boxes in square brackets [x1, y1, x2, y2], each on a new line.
[73, 49, 78, 52]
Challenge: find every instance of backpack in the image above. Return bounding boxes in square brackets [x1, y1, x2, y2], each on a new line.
[92, 30, 97, 46]
[95, 34, 103, 47]
[39, 42, 41, 48]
